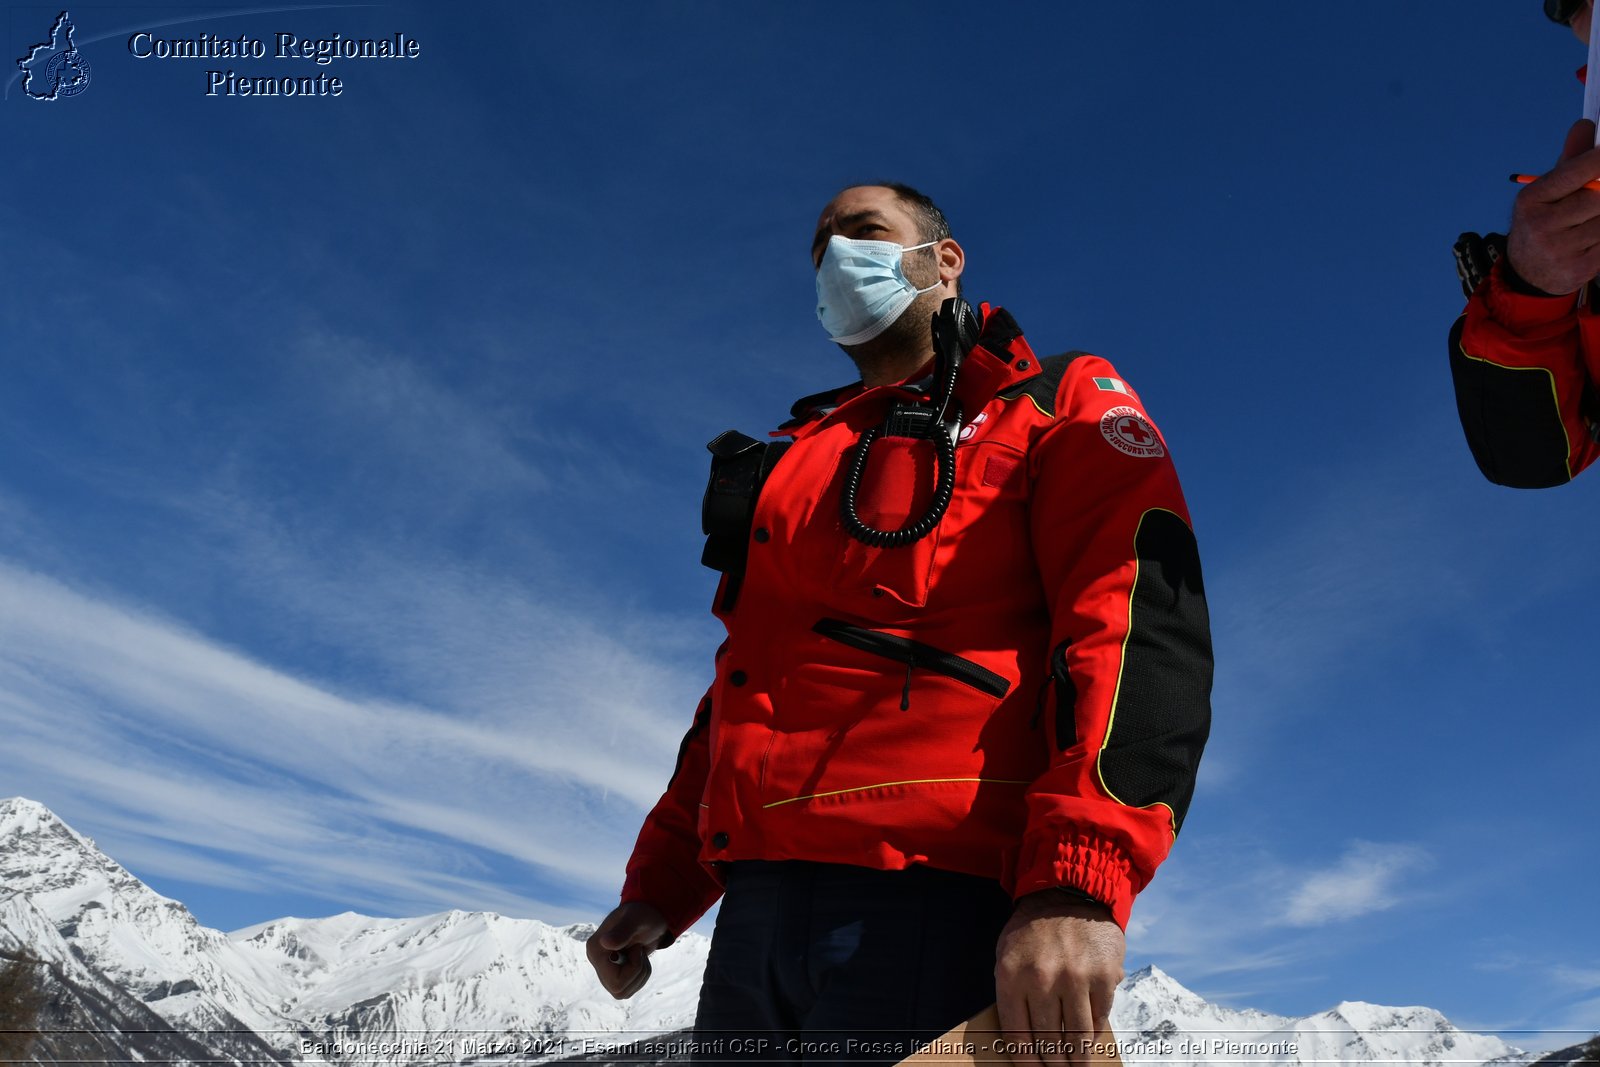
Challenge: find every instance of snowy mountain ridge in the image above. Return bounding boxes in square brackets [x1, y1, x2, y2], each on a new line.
[0, 797, 1546, 1065]
[0, 797, 706, 1065]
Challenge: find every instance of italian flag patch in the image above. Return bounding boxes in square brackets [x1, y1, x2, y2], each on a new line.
[1093, 377, 1130, 394]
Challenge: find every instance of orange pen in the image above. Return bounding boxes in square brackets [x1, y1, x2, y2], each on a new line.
[1511, 172, 1600, 190]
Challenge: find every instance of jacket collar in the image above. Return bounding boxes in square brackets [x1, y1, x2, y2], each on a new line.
[773, 303, 1043, 435]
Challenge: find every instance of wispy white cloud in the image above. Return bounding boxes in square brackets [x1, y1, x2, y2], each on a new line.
[1203, 454, 1600, 742]
[1552, 966, 1600, 993]
[290, 329, 552, 500]
[0, 556, 708, 923]
[1125, 835, 1436, 1007]
[1452, 951, 1600, 1049]
[272, 327, 685, 539]
[1126, 841, 1321, 996]
[1553, 996, 1600, 1038]
[0, 305, 731, 934]
[1281, 841, 1432, 927]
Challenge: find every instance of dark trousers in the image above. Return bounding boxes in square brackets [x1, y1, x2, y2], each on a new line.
[690, 860, 1013, 1065]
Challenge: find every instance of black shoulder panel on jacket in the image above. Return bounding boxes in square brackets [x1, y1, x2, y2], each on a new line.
[1448, 315, 1573, 488]
[1099, 508, 1212, 835]
[996, 351, 1087, 418]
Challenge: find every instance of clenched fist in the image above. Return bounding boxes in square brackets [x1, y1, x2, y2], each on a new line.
[586, 901, 670, 999]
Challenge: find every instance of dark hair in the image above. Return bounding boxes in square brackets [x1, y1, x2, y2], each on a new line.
[874, 181, 954, 243]
[1545, 0, 1584, 25]
[859, 181, 960, 295]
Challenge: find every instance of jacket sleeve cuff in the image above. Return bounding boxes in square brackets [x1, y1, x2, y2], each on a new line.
[1013, 831, 1141, 931]
[620, 859, 725, 939]
[1483, 259, 1581, 331]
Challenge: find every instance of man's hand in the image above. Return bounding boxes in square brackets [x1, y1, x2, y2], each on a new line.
[1507, 119, 1600, 296]
[994, 890, 1125, 1067]
[586, 902, 670, 999]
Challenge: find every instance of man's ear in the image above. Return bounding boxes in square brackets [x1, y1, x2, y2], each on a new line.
[937, 238, 966, 286]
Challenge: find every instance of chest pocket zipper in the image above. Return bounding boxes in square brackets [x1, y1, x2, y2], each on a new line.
[811, 618, 1011, 710]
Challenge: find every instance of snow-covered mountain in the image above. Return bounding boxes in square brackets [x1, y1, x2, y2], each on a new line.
[0, 797, 1555, 1066]
[0, 887, 255, 1067]
[1113, 966, 1535, 1067]
[0, 797, 707, 1065]
[228, 909, 704, 1056]
[0, 798, 301, 1065]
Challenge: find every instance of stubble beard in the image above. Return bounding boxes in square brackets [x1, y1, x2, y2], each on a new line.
[838, 249, 945, 386]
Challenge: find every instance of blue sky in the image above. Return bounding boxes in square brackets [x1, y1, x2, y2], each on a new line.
[3, 0, 1598, 1051]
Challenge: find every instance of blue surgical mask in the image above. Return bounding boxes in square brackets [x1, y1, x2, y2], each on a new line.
[815, 235, 940, 346]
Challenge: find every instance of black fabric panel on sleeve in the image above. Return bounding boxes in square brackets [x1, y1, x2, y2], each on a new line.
[1049, 640, 1078, 751]
[1448, 315, 1572, 488]
[1099, 509, 1213, 834]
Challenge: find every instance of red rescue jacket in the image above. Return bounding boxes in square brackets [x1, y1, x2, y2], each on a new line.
[1451, 258, 1600, 486]
[620, 306, 1212, 933]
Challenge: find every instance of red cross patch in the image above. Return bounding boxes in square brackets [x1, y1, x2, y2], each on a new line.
[1099, 406, 1165, 458]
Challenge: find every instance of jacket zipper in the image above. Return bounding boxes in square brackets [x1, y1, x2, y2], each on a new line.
[1031, 641, 1077, 744]
[812, 618, 1011, 710]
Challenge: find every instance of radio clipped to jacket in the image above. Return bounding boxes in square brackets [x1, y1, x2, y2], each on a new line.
[840, 296, 979, 548]
[700, 298, 982, 607]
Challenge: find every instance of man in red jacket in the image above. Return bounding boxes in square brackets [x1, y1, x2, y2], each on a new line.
[1452, 0, 1600, 485]
[586, 182, 1212, 1066]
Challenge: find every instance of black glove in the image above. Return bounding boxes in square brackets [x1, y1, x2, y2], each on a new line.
[1453, 231, 1507, 298]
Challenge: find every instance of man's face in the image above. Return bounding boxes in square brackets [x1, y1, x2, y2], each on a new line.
[809, 184, 961, 361]
[811, 185, 934, 278]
